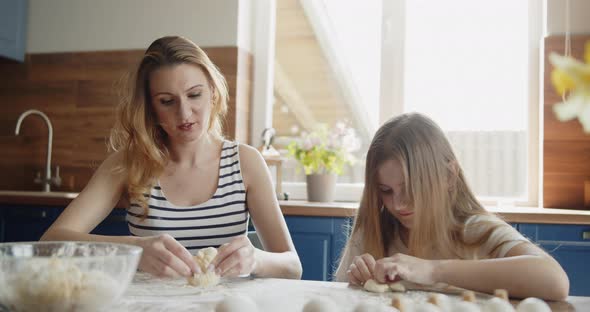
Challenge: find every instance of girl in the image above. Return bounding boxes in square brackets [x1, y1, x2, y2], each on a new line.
[335, 113, 569, 300]
[41, 36, 302, 280]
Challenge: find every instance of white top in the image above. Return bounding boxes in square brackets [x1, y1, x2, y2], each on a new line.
[126, 141, 249, 254]
[334, 214, 529, 282]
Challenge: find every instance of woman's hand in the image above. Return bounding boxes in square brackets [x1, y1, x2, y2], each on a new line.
[211, 235, 257, 277]
[347, 253, 377, 286]
[373, 253, 439, 285]
[135, 234, 199, 278]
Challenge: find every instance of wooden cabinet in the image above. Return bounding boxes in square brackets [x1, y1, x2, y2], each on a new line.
[519, 223, 590, 296]
[0, 0, 28, 62]
[284, 216, 350, 281]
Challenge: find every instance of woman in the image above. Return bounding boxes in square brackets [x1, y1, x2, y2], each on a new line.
[335, 113, 569, 300]
[42, 36, 302, 280]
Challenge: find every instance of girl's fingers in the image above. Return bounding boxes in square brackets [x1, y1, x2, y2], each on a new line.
[349, 263, 365, 284]
[354, 257, 373, 282]
[375, 261, 398, 283]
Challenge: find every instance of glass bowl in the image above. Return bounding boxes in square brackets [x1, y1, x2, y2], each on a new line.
[0, 241, 142, 312]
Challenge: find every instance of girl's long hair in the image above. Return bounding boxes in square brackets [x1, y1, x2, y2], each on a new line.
[349, 113, 498, 260]
[109, 36, 229, 215]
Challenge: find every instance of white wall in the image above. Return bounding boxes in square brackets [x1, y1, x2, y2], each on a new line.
[27, 0, 241, 53]
[547, 0, 590, 34]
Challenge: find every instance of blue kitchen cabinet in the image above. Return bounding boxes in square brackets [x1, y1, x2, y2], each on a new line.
[0, 205, 130, 242]
[519, 224, 590, 296]
[284, 216, 350, 281]
[0, 205, 60, 242]
[90, 209, 130, 236]
[0, 0, 28, 62]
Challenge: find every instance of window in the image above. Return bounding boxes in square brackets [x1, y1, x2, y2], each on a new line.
[267, 0, 543, 205]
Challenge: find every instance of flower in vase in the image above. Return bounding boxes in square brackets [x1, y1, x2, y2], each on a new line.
[549, 41, 590, 132]
[287, 122, 360, 175]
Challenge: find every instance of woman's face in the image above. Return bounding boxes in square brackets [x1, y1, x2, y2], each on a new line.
[377, 158, 414, 229]
[149, 64, 213, 143]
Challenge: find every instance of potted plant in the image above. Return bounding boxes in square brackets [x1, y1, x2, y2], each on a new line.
[287, 122, 360, 202]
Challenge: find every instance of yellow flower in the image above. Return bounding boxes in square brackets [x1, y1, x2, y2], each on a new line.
[549, 41, 590, 132]
[551, 69, 576, 96]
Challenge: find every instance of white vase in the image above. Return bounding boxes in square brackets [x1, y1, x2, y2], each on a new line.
[306, 173, 337, 202]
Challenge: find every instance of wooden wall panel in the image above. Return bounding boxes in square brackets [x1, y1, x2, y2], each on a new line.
[0, 47, 252, 193]
[543, 35, 590, 209]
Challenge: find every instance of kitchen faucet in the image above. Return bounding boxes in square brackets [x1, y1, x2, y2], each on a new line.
[14, 109, 61, 192]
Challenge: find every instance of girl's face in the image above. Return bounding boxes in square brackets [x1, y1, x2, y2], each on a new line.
[149, 64, 213, 143]
[377, 158, 414, 229]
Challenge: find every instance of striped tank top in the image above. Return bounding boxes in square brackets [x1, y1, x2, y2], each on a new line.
[126, 141, 249, 253]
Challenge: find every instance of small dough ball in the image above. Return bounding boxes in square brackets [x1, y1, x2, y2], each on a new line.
[453, 301, 480, 312]
[364, 279, 390, 293]
[389, 282, 406, 292]
[516, 297, 551, 312]
[428, 293, 451, 311]
[391, 294, 414, 312]
[215, 294, 258, 312]
[303, 297, 338, 312]
[354, 301, 397, 312]
[414, 302, 442, 312]
[462, 290, 476, 303]
[494, 289, 509, 301]
[482, 297, 515, 312]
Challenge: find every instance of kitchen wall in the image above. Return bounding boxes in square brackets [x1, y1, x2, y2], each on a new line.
[0, 0, 253, 192]
[547, 0, 590, 35]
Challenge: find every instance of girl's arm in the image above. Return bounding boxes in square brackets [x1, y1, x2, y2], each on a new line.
[374, 243, 569, 301]
[433, 242, 569, 300]
[41, 152, 199, 278]
[212, 144, 302, 279]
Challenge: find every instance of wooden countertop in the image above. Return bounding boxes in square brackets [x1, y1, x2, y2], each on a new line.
[2, 191, 590, 225]
[117, 272, 587, 311]
[278, 200, 590, 225]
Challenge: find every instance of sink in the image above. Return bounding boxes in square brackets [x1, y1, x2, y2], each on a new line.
[0, 190, 78, 199]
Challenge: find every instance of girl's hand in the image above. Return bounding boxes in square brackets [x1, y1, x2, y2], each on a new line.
[211, 236, 257, 277]
[135, 234, 199, 278]
[347, 253, 377, 286]
[373, 253, 438, 285]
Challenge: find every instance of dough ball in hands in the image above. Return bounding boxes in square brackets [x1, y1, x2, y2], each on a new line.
[363, 279, 390, 293]
[516, 298, 551, 312]
[389, 282, 406, 292]
[215, 294, 259, 312]
[187, 247, 220, 287]
[193, 247, 217, 271]
[303, 297, 338, 312]
[482, 297, 515, 312]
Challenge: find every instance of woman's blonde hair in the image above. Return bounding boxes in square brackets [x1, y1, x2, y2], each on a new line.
[349, 113, 495, 260]
[109, 36, 229, 214]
